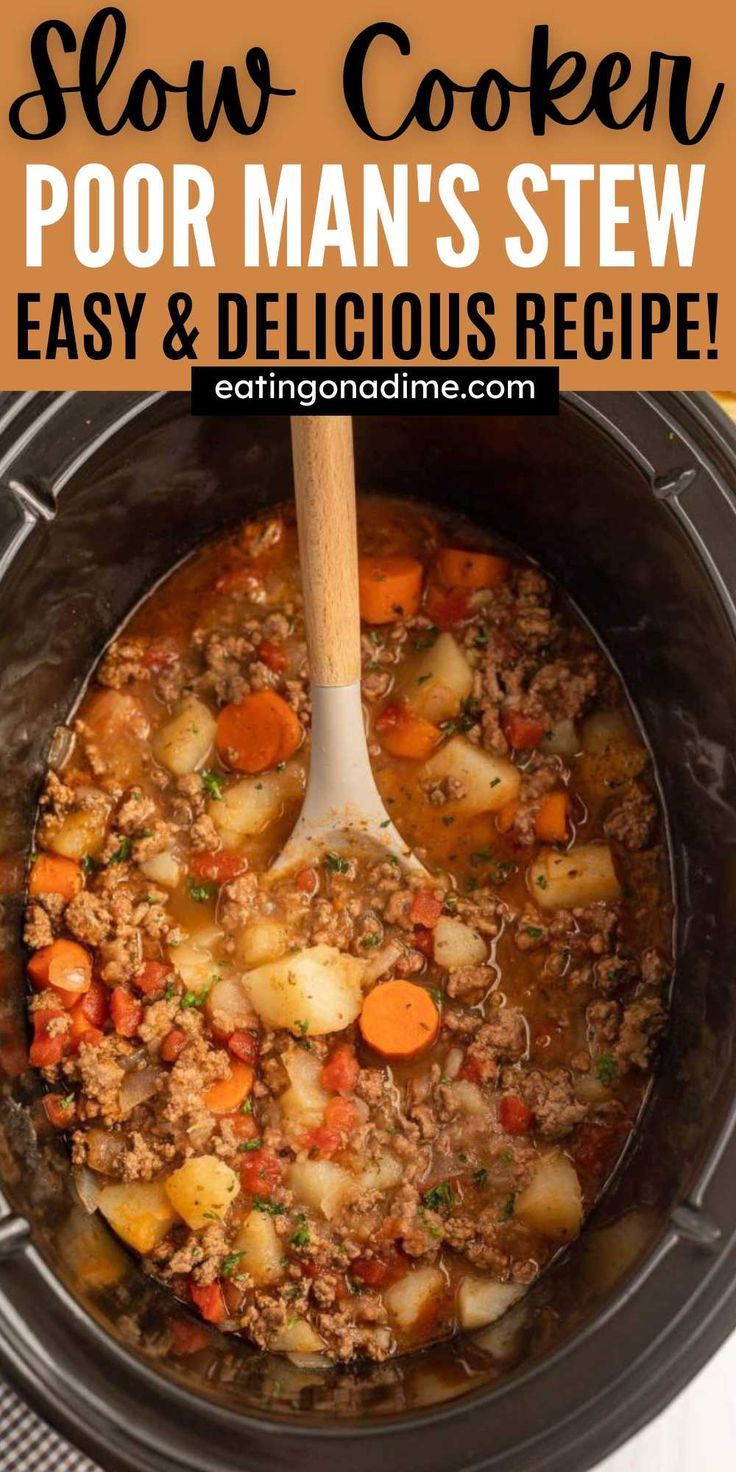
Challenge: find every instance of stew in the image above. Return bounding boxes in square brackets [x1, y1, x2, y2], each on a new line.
[24, 497, 671, 1361]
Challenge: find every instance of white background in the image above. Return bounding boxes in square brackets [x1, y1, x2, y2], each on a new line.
[596, 1331, 736, 1472]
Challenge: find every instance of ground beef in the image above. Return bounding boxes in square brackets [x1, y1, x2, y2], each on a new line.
[446, 966, 493, 1001]
[615, 995, 666, 1071]
[64, 891, 113, 946]
[525, 659, 598, 723]
[604, 782, 657, 851]
[517, 1068, 587, 1139]
[513, 567, 557, 651]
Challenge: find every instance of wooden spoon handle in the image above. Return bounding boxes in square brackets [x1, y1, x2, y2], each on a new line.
[290, 416, 361, 687]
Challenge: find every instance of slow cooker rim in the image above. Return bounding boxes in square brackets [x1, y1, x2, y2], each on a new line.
[2, 388, 736, 1472]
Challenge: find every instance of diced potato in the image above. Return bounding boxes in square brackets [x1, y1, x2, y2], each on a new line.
[457, 1276, 526, 1330]
[473, 1300, 528, 1360]
[97, 1179, 178, 1254]
[234, 917, 290, 969]
[47, 802, 109, 860]
[152, 697, 216, 776]
[423, 737, 520, 817]
[515, 1154, 582, 1242]
[270, 1318, 326, 1354]
[58, 1206, 128, 1289]
[540, 719, 579, 757]
[433, 915, 487, 970]
[234, 1209, 285, 1286]
[287, 1159, 356, 1220]
[165, 1155, 240, 1230]
[359, 1152, 403, 1195]
[530, 843, 621, 911]
[448, 1080, 486, 1116]
[169, 940, 215, 997]
[580, 709, 648, 791]
[140, 849, 181, 888]
[574, 1073, 612, 1104]
[384, 1266, 445, 1332]
[83, 690, 149, 783]
[279, 1049, 329, 1144]
[209, 771, 284, 839]
[241, 944, 366, 1036]
[394, 632, 473, 724]
[206, 974, 257, 1035]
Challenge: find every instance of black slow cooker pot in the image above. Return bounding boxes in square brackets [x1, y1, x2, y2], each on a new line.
[1, 392, 736, 1472]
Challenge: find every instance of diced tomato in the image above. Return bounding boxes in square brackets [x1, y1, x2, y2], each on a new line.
[160, 1027, 187, 1063]
[239, 1148, 283, 1194]
[228, 1030, 260, 1065]
[569, 1122, 623, 1183]
[499, 1095, 534, 1135]
[143, 637, 179, 674]
[412, 925, 434, 958]
[257, 639, 288, 672]
[189, 1280, 227, 1325]
[351, 1247, 403, 1288]
[320, 1043, 360, 1095]
[168, 1316, 210, 1355]
[425, 583, 472, 630]
[459, 1055, 485, 1084]
[80, 978, 108, 1027]
[188, 851, 248, 884]
[324, 1096, 360, 1136]
[29, 1009, 67, 1068]
[410, 889, 444, 928]
[296, 866, 318, 896]
[133, 961, 172, 996]
[302, 1125, 343, 1159]
[68, 1002, 104, 1051]
[43, 1092, 76, 1129]
[110, 986, 142, 1038]
[221, 1109, 259, 1143]
[501, 711, 545, 750]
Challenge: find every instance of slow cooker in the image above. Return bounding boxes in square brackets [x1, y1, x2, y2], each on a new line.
[1, 391, 735, 1472]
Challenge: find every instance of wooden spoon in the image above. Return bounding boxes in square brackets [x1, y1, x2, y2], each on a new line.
[270, 416, 424, 877]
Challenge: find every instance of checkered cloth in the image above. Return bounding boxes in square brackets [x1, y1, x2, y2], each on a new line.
[0, 1378, 101, 1472]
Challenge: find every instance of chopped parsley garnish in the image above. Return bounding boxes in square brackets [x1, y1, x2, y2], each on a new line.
[472, 1168, 489, 1188]
[470, 848, 493, 867]
[238, 1138, 262, 1152]
[252, 1196, 286, 1216]
[501, 1192, 516, 1220]
[524, 925, 544, 941]
[422, 1181, 455, 1213]
[109, 837, 132, 864]
[536, 874, 549, 890]
[500, 1148, 514, 1164]
[413, 628, 438, 651]
[180, 988, 209, 1009]
[290, 1222, 311, 1248]
[241, 1097, 254, 1115]
[361, 933, 381, 948]
[416, 672, 433, 685]
[379, 818, 391, 829]
[59, 1092, 75, 1111]
[325, 851, 350, 874]
[489, 860, 518, 884]
[81, 854, 100, 876]
[293, 1018, 309, 1034]
[474, 626, 489, 648]
[596, 1052, 618, 1085]
[202, 1210, 222, 1222]
[220, 1252, 245, 1278]
[201, 769, 224, 800]
[187, 878, 215, 903]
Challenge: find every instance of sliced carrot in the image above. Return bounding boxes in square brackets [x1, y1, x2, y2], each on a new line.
[68, 1002, 104, 1051]
[360, 981, 439, 1059]
[29, 854, 83, 901]
[436, 548, 510, 591]
[28, 939, 92, 1003]
[43, 1092, 76, 1129]
[496, 799, 519, 834]
[29, 1008, 67, 1068]
[535, 791, 569, 844]
[216, 690, 302, 773]
[359, 555, 423, 624]
[203, 1060, 254, 1113]
[375, 702, 441, 760]
[189, 1280, 227, 1325]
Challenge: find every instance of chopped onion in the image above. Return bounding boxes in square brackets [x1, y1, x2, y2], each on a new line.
[362, 940, 402, 986]
[119, 1066, 161, 1116]
[206, 975, 258, 1035]
[73, 1165, 102, 1214]
[48, 724, 76, 770]
[444, 1047, 465, 1081]
[85, 1128, 124, 1175]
